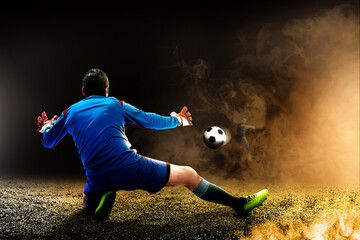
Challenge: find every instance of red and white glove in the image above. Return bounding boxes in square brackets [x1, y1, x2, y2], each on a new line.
[170, 106, 193, 126]
[37, 111, 58, 133]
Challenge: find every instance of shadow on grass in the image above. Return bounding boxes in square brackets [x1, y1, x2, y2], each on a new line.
[47, 208, 143, 239]
[46, 207, 257, 239]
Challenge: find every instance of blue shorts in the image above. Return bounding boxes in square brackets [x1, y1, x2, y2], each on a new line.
[84, 155, 170, 195]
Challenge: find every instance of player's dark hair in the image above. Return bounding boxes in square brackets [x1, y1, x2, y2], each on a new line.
[82, 69, 109, 97]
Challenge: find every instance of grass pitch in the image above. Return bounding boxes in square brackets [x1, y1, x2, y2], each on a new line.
[0, 177, 359, 239]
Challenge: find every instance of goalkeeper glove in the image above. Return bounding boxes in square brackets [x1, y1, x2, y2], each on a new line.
[37, 111, 58, 133]
[170, 106, 193, 126]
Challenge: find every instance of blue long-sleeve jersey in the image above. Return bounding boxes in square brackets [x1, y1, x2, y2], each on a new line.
[41, 96, 179, 176]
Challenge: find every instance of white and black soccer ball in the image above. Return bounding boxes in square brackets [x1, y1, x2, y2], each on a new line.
[203, 126, 226, 149]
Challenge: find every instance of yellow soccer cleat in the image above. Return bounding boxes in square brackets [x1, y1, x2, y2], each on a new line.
[236, 189, 268, 216]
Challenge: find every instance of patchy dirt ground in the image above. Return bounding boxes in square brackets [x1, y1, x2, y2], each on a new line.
[0, 177, 359, 239]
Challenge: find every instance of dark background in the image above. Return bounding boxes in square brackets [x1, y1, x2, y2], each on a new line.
[0, 1, 357, 178]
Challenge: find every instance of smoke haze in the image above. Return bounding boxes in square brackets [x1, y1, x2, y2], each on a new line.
[0, 3, 358, 184]
[148, 5, 359, 184]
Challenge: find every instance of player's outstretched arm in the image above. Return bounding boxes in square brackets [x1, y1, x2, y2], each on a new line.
[121, 101, 191, 130]
[241, 124, 256, 130]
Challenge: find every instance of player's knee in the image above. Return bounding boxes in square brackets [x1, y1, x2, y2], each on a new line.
[181, 166, 196, 176]
[181, 166, 201, 184]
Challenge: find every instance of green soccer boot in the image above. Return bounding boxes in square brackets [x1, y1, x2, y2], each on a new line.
[94, 191, 117, 221]
[235, 189, 268, 216]
[84, 194, 102, 215]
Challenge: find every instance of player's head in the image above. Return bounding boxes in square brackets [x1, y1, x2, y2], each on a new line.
[241, 117, 247, 123]
[82, 69, 109, 97]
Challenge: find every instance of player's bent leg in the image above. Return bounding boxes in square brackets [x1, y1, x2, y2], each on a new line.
[83, 177, 117, 220]
[83, 191, 117, 220]
[83, 193, 102, 215]
[94, 191, 117, 221]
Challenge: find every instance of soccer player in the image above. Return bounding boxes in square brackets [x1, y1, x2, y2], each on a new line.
[237, 117, 256, 161]
[37, 69, 268, 220]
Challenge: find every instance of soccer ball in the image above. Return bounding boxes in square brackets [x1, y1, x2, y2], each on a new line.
[203, 126, 226, 149]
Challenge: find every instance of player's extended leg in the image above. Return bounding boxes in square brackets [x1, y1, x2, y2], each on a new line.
[166, 164, 268, 215]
